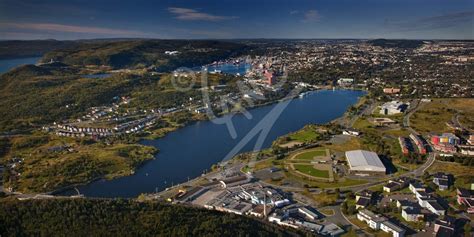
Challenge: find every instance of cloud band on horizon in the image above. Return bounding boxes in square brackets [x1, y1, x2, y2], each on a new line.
[168, 7, 238, 21]
[0, 22, 151, 36]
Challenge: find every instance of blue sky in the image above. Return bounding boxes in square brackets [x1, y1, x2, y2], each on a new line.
[0, 0, 472, 40]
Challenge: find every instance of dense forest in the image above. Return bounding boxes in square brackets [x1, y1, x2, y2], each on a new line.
[41, 40, 250, 70]
[0, 198, 298, 236]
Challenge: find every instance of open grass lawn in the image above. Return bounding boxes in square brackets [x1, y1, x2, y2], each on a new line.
[353, 118, 376, 132]
[293, 149, 327, 160]
[428, 161, 473, 177]
[383, 128, 410, 137]
[411, 98, 474, 133]
[285, 171, 368, 188]
[294, 164, 329, 178]
[324, 137, 364, 152]
[288, 127, 320, 143]
[254, 157, 282, 171]
[310, 192, 338, 206]
[353, 117, 409, 137]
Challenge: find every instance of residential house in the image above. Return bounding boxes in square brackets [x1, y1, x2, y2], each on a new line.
[434, 216, 456, 237]
[402, 206, 424, 222]
[355, 190, 373, 209]
[456, 188, 474, 214]
[383, 178, 410, 193]
[357, 209, 405, 237]
[433, 172, 453, 191]
[409, 182, 425, 193]
[411, 182, 446, 216]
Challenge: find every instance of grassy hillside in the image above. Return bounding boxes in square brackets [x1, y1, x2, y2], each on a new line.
[41, 39, 249, 70]
[4, 133, 157, 193]
[0, 64, 147, 132]
[0, 63, 239, 133]
[0, 198, 296, 237]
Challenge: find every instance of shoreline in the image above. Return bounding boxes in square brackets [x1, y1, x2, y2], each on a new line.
[50, 88, 366, 197]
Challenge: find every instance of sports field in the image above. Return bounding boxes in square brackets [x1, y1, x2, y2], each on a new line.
[294, 164, 330, 178]
[292, 149, 327, 161]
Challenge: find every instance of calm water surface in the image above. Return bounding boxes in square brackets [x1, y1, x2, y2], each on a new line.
[0, 57, 41, 73]
[72, 90, 365, 198]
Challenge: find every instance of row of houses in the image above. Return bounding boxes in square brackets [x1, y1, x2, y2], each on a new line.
[409, 133, 427, 155]
[409, 182, 446, 216]
[54, 115, 158, 138]
[357, 209, 405, 237]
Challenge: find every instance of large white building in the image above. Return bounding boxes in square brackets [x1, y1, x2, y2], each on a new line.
[345, 150, 386, 174]
[380, 101, 408, 115]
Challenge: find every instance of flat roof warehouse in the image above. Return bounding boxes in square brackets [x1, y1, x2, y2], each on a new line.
[345, 150, 386, 173]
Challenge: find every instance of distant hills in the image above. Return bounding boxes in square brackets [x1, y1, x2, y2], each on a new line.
[367, 39, 427, 49]
[40, 39, 249, 70]
[0, 40, 79, 60]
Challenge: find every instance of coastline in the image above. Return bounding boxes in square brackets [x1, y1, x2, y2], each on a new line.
[58, 90, 363, 195]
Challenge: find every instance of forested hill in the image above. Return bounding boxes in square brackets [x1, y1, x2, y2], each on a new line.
[0, 198, 297, 237]
[41, 40, 250, 70]
[367, 39, 426, 49]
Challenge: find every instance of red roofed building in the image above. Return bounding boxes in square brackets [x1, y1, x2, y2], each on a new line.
[264, 70, 276, 86]
[383, 88, 401, 94]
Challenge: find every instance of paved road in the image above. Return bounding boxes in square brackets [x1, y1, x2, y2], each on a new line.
[403, 99, 422, 134]
[321, 205, 371, 236]
[347, 99, 376, 128]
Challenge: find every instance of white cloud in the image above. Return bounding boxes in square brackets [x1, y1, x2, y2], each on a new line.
[0, 22, 150, 36]
[290, 10, 299, 15]
[303, 10, 321, 22]
[168, 7, 238, 21]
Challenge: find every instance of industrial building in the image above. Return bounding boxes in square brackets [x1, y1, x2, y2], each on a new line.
[345, 150, 386, 174]
[380, 101, 408, 115]
[337, 78, 354, 86]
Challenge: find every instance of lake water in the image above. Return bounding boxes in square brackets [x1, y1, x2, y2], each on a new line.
[83, 73, 112, 79]
[0, 57, 41, 73]
[203, 63, 251, 75]
[71, 89, 365, 198]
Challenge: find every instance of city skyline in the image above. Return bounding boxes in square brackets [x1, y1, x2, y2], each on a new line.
[0, 0, 473, 40]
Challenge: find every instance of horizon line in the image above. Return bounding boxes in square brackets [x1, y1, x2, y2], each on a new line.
[1, 37, 474, 41]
